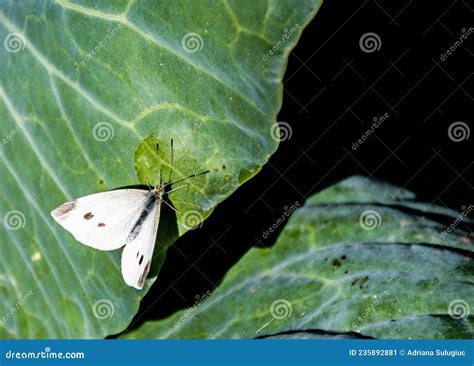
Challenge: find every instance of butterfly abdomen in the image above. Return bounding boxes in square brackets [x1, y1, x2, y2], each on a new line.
[125, 194, 157, 244]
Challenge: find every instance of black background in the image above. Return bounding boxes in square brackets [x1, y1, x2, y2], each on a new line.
[127, 0, 473, 331]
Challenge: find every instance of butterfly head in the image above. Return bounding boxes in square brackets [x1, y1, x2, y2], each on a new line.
[151, 184, 165, 198]
[149, 139, 210, 203]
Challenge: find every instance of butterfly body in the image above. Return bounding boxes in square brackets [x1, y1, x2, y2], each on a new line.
[125, 189, 163, 244]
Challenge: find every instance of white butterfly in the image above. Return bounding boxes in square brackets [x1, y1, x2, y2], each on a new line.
[51, 141, 208, 290]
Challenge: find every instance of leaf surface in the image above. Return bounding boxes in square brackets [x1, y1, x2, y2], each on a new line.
[123, 176, 473, 339]
[0, 0, 322, 338]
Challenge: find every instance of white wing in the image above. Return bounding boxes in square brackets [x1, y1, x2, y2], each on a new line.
[121, 200, 161, 289]
[51, 189, 150, 251]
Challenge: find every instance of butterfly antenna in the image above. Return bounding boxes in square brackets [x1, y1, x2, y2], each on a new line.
[145, 176, 152, 191]
[163, 183, 189, 204]
[164, 170, 210, 187]
[166, 183, 189, 195]
[155, 143, 162, 186]
[167, 139, 174, 184]
[162, 199, 182, 216]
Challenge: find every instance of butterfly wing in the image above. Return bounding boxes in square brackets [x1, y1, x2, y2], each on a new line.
[51, 189, 150, 251]
[121, 199, 161, 289]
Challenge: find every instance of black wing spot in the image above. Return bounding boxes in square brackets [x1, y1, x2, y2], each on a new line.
[139, 255, 144, 265]
[136, 251, 139, 258]
[138, 261, 151, 288]
[98, 223, 106, 227]
[54, 200, 77, 217]
[84, 212, 94, 220]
